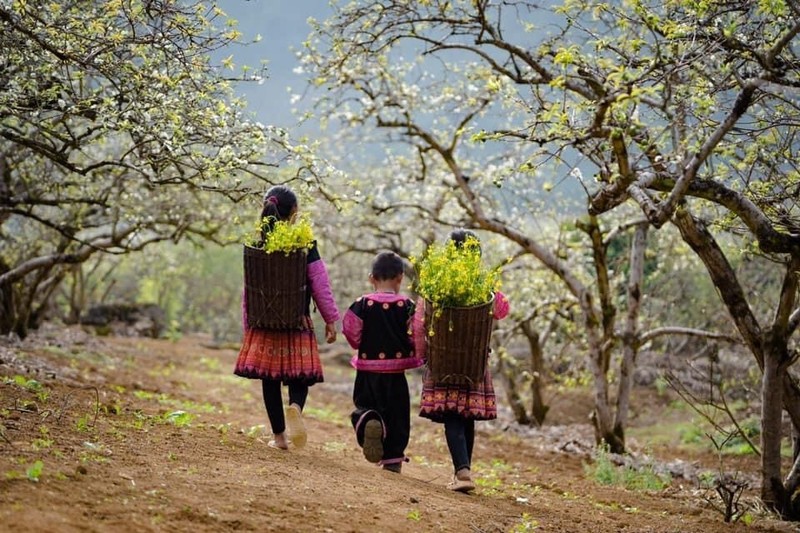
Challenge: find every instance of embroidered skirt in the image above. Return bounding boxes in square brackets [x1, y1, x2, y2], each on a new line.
[418, 364, 496, 422]
[234, 317, 323, 385]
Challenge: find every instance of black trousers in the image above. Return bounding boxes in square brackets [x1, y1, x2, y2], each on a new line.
[350, 371, 410, 462]
[443, 413, 475, 473]
[262, 379, 308, 434]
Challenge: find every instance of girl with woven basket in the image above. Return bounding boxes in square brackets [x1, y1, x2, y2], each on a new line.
[413, 229, 510, 492]
[234, 185, 340, 450]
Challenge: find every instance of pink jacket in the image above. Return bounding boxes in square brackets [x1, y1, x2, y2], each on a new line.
[307, 259, 340, 324]
[413, 291, 510, 360]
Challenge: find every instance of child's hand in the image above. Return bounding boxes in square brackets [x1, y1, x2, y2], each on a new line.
[324, 322, 337, 344]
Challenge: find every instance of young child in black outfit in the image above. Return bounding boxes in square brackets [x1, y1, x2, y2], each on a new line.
[343, 252, 423, 472]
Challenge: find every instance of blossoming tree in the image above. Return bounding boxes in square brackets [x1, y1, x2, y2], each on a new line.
[301, 0, 800, 516]
[0, 0, 324, 337]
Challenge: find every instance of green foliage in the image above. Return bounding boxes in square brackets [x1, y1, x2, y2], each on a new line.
[26, 460, 44, 482]
[673, 413, 760, 456]
[412, 237, 500, 310]
[163, 411, 194, 428]
[679, 424, 705, 445]
[322, 441, 348, 453]
[75, 414, 93, 433]
[406, 509, 421, 521]
[7, 375, 42, 392]
[2, 374, 50, 409]
[585, 444, 671, 491]
[79, 241, 245, 342]
[719, 417, 760, 456]
[245, 425, 265, 439]
[511, 514, 540, 531]
[133, 390, 216, 414]
[469, 458, 544, 500]
[31, 426, 53, 451]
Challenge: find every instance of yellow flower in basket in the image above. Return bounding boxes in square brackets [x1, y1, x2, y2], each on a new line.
[413, 235, 502, 384]
[242, 213, 313, 330]
[250, 213, 315, 255]
[413, 236, 500, 314]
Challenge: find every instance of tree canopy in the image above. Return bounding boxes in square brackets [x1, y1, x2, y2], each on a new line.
[0, 0, 318, 336]
[300, 0, 800, 516]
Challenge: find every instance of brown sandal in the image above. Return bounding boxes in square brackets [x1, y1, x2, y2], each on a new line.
[447, 470, 476, 493]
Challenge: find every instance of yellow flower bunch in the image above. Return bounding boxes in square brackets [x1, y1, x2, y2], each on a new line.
[413, 237, 499, 309]
[250, 213, 315, 254]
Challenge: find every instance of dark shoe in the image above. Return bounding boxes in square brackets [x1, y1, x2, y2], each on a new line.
[362, 419, 383, 463]
[382, 462, 402, 473]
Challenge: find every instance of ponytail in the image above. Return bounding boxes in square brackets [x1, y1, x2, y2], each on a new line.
[260, 185, 298, 227]
[449, 228, 480, 252]
[258, 185, 298, 244]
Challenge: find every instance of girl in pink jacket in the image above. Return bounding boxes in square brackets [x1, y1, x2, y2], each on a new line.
[234, 185, 340, 450]
[414, 229, 510, 493]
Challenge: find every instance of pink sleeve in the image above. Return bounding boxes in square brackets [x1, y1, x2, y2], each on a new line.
[413, 298, 427, 361]
[307, 259, 340, 324]
[493, 291, 510, 320]
[342, 309, 362, 349]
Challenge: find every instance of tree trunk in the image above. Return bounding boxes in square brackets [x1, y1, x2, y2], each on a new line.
[674, 207, 800, 519]
[672, 209, 763, 359]
[521, 320, 549, 426]
[614, 223, 648, 443]
[471, 186, 619, 450]
[577, 215, 616, 374]
[496, 352, 532, 425]
[0, 283, 14, 336]
[762, 334, 789, 515]
[574, 218, 623, 452]
[585, 308, 623, 452]
[65, 266, 84, 325]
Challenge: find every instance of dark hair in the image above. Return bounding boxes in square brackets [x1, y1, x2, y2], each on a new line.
[449, 229, 480, 253]
[260, 185, 298, 235]
[371, 251, 404, 281]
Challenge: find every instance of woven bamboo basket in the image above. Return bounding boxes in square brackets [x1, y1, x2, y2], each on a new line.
[243, 245, 307, 330]
[424, 294, 495, 385]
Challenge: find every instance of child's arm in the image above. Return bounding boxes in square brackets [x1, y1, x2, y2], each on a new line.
[307, 259, 341, 326]
[412, 298, 427, 361]
[493, 291, 510, 320]
[341, 305, 362, 350]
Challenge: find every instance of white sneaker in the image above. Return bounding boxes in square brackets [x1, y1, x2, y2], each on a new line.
[285, 404, 307, 448]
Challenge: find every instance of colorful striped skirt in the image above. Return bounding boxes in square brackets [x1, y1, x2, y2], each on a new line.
[418, 365, 497, 422]
[234, 317, 323, 385]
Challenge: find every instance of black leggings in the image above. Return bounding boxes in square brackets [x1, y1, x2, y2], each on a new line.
[443, 413, 475, 473]
[262, 379, 308, 434]
[350, 371, 411, 461]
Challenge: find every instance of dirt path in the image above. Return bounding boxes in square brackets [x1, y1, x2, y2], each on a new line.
[0, 326, 793, 532]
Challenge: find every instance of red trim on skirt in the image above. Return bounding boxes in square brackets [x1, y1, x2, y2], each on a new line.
[418, 366, 496, 422]
[234, 319, 323, 384]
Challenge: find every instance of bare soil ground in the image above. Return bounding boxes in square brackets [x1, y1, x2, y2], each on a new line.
[0, 325, 795, 532]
